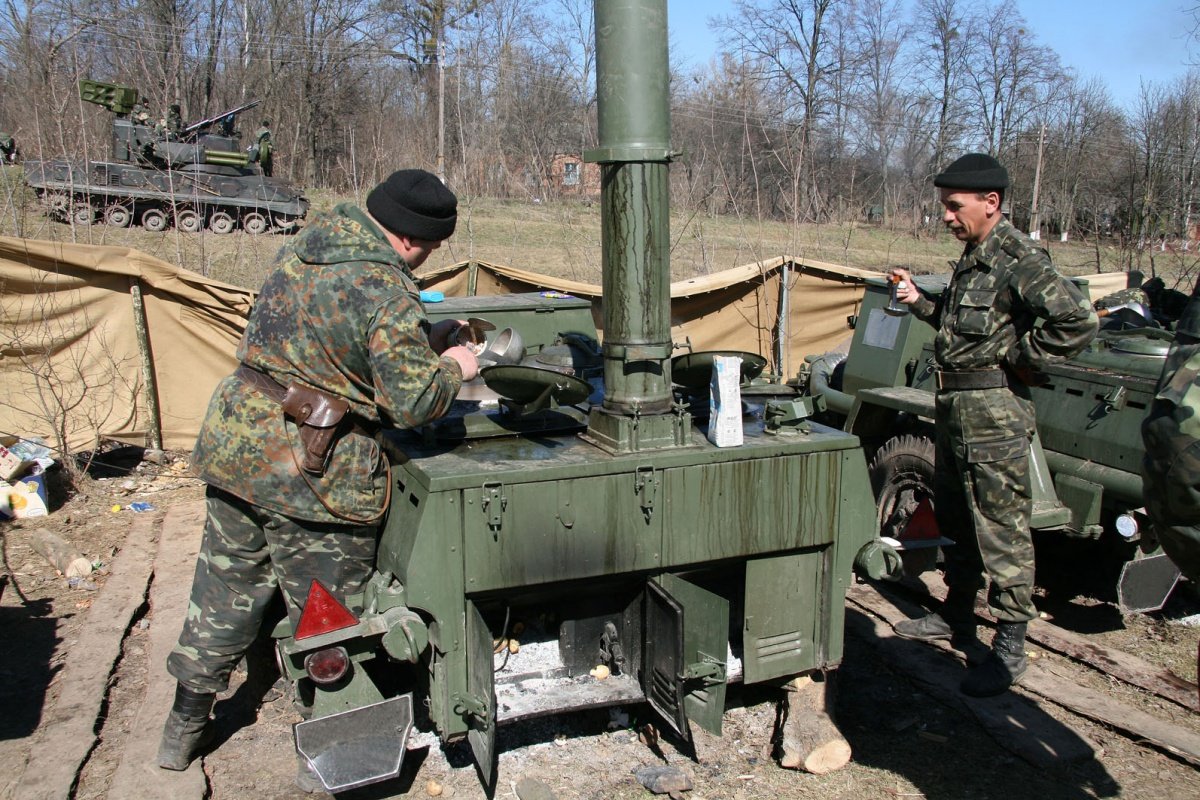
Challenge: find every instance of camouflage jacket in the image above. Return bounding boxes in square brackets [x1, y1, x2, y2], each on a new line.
[193, 203, 463, 524]
[1142, 278, 1200, 580]
[910, 217, 1098, 374]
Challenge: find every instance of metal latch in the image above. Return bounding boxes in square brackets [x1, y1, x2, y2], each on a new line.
[451, 692, 489, 722]
[682, 652, 726, 688]
[635, 465, 657, 522]
[481, 481, 507, 537]
[1101, 385, 1127, 412]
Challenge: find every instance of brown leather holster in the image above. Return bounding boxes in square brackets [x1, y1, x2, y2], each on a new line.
[280, 382, 349, 475]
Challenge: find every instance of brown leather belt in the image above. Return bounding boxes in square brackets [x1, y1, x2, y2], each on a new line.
[935, 368, 1008, 391]
[234, 364, 378, 436]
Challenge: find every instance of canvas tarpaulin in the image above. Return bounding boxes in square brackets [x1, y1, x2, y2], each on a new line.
[0, 234, 1136, 454]
[0, 236, 253, 453]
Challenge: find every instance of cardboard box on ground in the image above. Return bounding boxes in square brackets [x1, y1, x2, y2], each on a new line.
[0, 437, 52, 519]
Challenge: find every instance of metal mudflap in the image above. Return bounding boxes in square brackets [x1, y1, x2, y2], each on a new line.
[1118, 552, 1182, 614]
[294, 693, 414, 793]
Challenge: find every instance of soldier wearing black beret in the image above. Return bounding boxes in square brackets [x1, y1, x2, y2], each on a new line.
[887, 153, 1098, 698]
[158, 168, 477, 790]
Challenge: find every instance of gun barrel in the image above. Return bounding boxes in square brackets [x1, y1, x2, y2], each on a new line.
[184, 99, 262, 136]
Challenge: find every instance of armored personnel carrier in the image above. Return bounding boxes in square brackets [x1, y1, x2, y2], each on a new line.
[267, 2, 881, 794]
[23, 79, 308, 234]
[804, 275, 1182, 614]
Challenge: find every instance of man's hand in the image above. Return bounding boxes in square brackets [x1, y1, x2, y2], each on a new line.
[428, 318, 467, 354]
[887, 267, 920, 304]
[442, 345, 480, 382]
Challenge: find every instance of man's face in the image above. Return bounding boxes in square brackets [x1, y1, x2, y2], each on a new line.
[939, 188, 1000, 245]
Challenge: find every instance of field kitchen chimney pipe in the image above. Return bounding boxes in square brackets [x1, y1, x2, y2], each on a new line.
[584, 0, 691, 454]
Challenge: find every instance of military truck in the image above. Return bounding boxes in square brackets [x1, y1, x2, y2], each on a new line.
[804, 274, 1181, 614]
[267, 1, 881, 793]
[23, 80, 308, 234]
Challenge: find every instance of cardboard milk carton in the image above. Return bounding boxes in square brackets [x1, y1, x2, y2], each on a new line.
[707, 354, 743, 447]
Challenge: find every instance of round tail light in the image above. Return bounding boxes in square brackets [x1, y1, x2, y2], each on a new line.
[304, 647, 350, 684]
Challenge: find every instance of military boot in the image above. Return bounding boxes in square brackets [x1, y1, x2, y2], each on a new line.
[961, 621, 1028, 698]
[894, 590, 987, 665]
[156, 684, 216, 770]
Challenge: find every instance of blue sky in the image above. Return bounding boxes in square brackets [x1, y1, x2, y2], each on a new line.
[666, 0, 1196, 111]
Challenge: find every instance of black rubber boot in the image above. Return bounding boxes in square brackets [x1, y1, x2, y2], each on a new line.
[156, 684, 216, 770]
[961, 622, 1028, 698]
[894, 590, 987, 665]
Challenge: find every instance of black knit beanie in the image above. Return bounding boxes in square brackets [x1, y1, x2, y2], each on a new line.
[933, 153, 1010, 191]
[366, 169, 458, 241]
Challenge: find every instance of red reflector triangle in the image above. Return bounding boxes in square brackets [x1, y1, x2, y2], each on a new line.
[295, 579, 358, 640]
[901, 498, 941, 542]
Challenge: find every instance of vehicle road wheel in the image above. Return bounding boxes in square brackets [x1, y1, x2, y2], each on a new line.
[208, 211, 235, 235]
[103, 203, 133, 228]
[869, 433, 939, 575]
[141, 207, 169, 232]
[175, 208, 203, 233]
[242, 212, 269, 235]
[72, 202, 96, 226]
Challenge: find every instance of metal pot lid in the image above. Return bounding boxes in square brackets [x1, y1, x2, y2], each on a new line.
[480, 364, 593, 406]
[670, 351, 768, 390]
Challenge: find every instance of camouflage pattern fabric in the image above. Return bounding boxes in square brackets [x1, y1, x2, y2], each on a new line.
[1142, 280, 1200, 582]
[910, 216, 1098, 622]
[934, 387, 1036, 622]
[168, 487, 377, 693]
[192, 202, 462, 524]
[1093, 286, 1149, 310]
[909, 218, 1097, 373]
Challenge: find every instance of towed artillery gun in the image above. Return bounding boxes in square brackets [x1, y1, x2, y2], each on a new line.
[267, 1, 883, 793]
[805, 275, 1183, 614]
[23, 79, 308, 234]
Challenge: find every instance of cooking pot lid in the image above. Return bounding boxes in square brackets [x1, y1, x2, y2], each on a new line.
[671, 350, 767, 390]
[480, 364, 593, 406]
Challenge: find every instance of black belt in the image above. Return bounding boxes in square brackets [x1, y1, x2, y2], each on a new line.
[234, 364, 379, 436]
[935, 368, 1008, 391]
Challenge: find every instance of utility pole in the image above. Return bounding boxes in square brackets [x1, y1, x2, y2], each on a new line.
[1029, 122, 1045, 240]
[437, 32, 446, 184]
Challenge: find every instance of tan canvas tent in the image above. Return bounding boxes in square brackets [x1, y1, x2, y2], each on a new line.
[0, 234, 1135, 455]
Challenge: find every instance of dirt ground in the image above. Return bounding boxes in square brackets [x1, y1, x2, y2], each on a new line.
[2, 448, 1199, 800]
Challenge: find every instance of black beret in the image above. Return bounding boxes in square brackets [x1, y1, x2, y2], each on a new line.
[366, 169, 458, 241]
[933, 153, 1009, 190]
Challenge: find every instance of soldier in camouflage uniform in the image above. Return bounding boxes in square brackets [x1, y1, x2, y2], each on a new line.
[157, 169, 480, 787]
[888, 153, 1098, 697]
[1143, 277, 1200, 583]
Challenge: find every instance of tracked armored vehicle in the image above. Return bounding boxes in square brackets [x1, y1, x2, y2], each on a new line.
[23, 79, 307, 234]
[805, 275, 1182, 614]
[267, 2, 880, 794]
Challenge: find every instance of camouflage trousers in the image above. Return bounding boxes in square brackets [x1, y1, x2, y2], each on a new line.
[1143, 415, 1200, 583]
[167, 486, 377, 694]
[933, 385, 1037, 623]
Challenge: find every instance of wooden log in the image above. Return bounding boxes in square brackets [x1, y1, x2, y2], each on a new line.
[27, 528, 92, 578]
[779, 674, 852, 774]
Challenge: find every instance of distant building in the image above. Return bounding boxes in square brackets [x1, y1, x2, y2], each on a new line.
[548, 154, 600, 197]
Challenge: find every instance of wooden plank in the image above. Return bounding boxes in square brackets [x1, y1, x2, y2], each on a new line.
[109, 500, 208, 800]
[850, 582, 1200, 767]
[843, 595, 1098, 768]
[15, 514, 158, 800]
[911, 571, 1199, 712]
